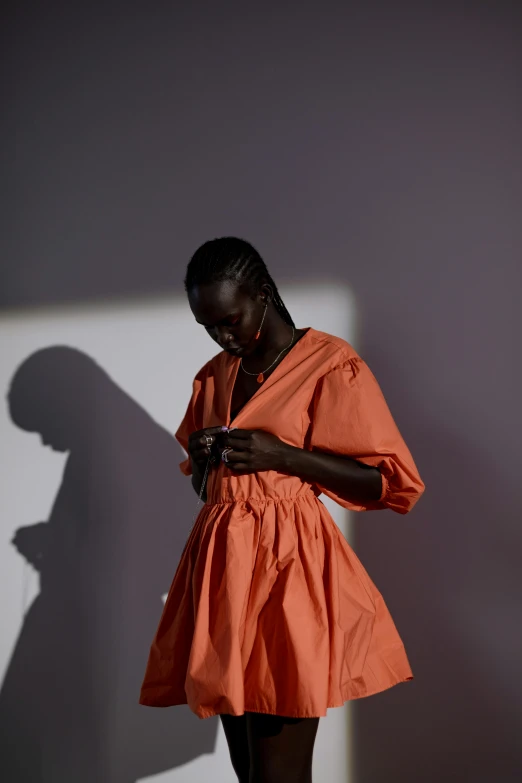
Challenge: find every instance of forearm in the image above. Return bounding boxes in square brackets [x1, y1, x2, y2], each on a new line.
[280, 445, 382, 503]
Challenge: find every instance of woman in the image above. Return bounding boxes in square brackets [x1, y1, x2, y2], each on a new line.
[140, 237, 425, 782]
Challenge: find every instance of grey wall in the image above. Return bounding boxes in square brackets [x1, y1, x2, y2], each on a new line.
[3, 2, 521, 781]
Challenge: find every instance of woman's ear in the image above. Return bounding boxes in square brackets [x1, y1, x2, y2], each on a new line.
[259, 281, 273, 305]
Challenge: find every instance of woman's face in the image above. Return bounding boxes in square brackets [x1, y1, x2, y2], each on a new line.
[188, 280, 267, 356]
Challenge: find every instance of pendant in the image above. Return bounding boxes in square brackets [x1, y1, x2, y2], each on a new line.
[257, 373, 264, 383]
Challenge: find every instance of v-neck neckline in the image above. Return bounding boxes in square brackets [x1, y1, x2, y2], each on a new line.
[225, 326, 313, 427]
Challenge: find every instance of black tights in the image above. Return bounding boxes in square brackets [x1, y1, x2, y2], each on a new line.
[219, 711, 320, 783]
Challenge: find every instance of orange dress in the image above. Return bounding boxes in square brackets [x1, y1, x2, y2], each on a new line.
[139, 327, 424, 719]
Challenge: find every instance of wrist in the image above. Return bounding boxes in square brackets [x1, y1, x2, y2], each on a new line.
[278, 442, 300, 473]
[191, 455, 206, 472]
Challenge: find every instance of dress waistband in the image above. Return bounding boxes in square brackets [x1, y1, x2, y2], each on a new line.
[206, 487, 319, 506]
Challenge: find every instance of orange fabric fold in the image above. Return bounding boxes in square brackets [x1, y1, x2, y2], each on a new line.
[175, 367, 207, 476]
[308, 356, 425, 514]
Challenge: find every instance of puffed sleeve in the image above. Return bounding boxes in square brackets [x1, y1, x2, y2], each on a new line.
[174, 365, 207, 476]
[308, 356, 425, 514]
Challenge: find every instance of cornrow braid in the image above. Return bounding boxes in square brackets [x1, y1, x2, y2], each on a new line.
[184, 237, 295, 327]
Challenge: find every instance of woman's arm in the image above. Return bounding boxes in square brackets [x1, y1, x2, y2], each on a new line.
[280, 445, 382, 504]
[224, 428, 383, 505]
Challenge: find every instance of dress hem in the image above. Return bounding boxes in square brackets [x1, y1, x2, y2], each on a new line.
[139, 673, 414, 720]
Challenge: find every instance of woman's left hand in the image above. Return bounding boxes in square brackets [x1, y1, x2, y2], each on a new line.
[222, 429, 291, 474]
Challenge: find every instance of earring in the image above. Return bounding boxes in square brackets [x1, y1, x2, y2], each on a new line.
[255, 303, 268, 340]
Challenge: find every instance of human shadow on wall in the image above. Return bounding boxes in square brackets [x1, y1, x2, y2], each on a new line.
[353, 346, 521, 783]
[0, 346, 217, 783]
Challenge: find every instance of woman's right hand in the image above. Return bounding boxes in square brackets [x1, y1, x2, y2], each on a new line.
[188, 425, 228, 468]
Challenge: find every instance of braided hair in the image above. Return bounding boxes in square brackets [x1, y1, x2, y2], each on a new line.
[184, 237, 295, 327]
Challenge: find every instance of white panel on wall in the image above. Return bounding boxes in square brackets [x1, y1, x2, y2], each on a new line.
[0, 283, 357, 783]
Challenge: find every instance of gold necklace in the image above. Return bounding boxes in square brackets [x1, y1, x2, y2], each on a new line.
[240, 325, 296, 383]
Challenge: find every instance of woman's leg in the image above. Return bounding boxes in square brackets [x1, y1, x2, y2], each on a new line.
[220, 713, 250, 783]
[246, 712, 320, 783]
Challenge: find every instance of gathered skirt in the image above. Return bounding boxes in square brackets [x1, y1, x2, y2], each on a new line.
[139, 488, 413, 719]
